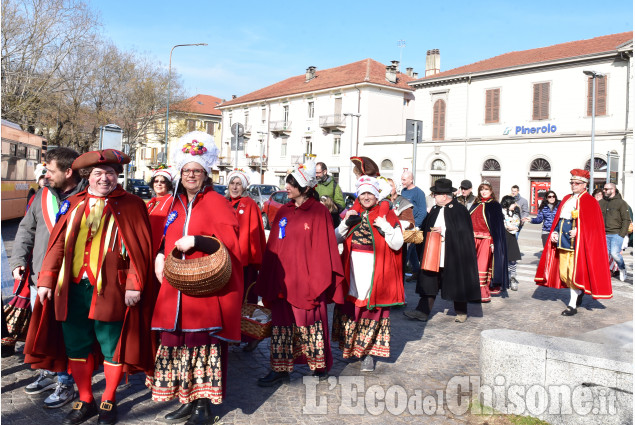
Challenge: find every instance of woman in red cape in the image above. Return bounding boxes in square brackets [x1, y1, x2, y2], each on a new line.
[333, 176, 404, 372]
[255, 160, 345, 387]
[225, 169, 267, 351]
[535, 169, 612, 316]
[146, 167, 175, 256]
[148, 132, 243, 424]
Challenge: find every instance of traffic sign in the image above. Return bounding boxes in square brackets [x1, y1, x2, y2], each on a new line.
[231, 123, 244, 137]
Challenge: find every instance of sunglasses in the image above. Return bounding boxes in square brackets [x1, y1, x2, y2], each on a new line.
[603, 188, 611, 191]
[547, 195, 555, 198]
[570, 181, 584, 186]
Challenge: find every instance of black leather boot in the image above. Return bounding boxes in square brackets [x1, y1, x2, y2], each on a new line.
[257, 370, 290, 387]
[185, 399, 215, 425]
[164, 401, 195, 423]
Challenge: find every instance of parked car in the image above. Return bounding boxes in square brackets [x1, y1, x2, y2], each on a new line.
[261, 190, 289, 230]
[127, 179, 151, 199]
[213, 184, 227, 196]
[247, 184, 280, 209]
[340, 191, 357, 219]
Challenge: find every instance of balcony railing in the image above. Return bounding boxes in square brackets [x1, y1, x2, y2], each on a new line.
[319, 114, 346, 128]
[269, 120, 292, 138]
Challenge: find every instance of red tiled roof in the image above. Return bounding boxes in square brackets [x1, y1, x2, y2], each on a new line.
[417, 32, 633, 82]
[171, 94, 223, 116]
[221, 59, 415, 107]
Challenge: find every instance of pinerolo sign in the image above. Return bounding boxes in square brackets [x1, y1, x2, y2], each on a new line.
[503, 124, 557, 136]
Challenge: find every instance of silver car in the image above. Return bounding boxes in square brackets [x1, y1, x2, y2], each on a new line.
[247, 184, 280, 209]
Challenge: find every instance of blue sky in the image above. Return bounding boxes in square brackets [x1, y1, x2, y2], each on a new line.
[94, 0, 633, 101]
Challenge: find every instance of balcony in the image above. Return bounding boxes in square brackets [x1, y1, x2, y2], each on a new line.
[319, 114, 346, 134]
[269, 121, 292, 138]
[243, 125, 252, 138]
[248, 156, 267, 167]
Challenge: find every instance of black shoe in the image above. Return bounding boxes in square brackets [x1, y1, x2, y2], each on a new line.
[1, 344, 15, 358]
[576, 293, 584, 307]
[257, 370, 290, 387]
[312, 369, 328, 381]
[98, 400, 117, 425]
[561, 306, 577, 316]
[185, 399, 216, 425]
[164, 401, 195, 423]
[62, 400, 98, 425]
[242, 340, 260, 352]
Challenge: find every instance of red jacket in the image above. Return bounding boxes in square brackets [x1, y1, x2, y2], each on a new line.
[151, 186, 243, 342]
[256, 197, 345, 310]
[147, 194, 174, 257]
[535, 192, 612, 299]
[340, 205, 404, 309]
[229, 195, 266, 268]
[24, 186, 157, 374]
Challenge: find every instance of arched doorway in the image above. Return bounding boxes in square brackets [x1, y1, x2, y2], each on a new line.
[529, 158, 551, 214]
[380, 159, 394, 180]
[481, 158, 501, 196]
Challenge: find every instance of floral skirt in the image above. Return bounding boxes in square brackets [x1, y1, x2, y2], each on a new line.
[146, 331, 227, 404]
[269, 298, 331, 372]
[331, 303, 391, 358]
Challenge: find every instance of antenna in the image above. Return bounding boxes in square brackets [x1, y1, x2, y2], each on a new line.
[397, 40, 406, 70]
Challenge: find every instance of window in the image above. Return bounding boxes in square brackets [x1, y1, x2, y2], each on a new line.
[381, 159, 394, 170]
[584, 157, 607, 172]
[482, 159, 501, 171]
[485, 88, 500, 123]
[140, 148, 146, 160]
[283, 105, 289, 125]
[244, 111, 249, 127]
[261, 108, 266, 124]
[431, 159, 446, 171]
[205, 121, 214, 135]
[530, 158, 551, 172]
[532, 82, 550, 120]
[305, 137, 312, 155]
[587, 76, 607, 116]
[186, 119, 197, 132]
[432, 99, 446, 140]
[308, 101, 314, 118]
[281, 140, 287, 157]
[333, 137, 341, 155]
[151, 148, 157, 163]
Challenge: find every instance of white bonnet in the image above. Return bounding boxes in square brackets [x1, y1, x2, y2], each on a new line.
[171, 131, 219, 174]
[290, 160, 317, 188]
[356, 176, 380, 198]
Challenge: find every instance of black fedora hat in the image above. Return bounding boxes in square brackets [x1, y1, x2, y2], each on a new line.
[430, 178, 456, 194]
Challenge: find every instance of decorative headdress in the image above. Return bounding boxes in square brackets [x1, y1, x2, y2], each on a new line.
[356, 176, 380, 198]
[171, 131, 219, 175]
[376, 176, 392, 200]
[570, 168, 590, 183]
[152, 166, 176, 183]
[34, 163, 47, 181]
[72, 149, 130, 171]
[291, 160, 317, 188]
[227, 168, 250, 189]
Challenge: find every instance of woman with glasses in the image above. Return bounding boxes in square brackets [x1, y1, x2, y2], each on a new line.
[523, 190, 560, 246]
[149, 132, 243, 424]
[225, 169, 266, 352]
[147, 168, 175, 256]
[469, 181, 508, 302]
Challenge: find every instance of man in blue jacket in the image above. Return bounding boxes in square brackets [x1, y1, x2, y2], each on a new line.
[400, 171, 427, 281]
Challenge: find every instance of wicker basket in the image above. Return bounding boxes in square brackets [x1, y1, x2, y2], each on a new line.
[164, 236, 232, 296]
[403, 229, 423, 244]
[241, 282, 272, 340]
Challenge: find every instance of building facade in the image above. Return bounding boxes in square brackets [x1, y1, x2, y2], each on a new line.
[218, 59, 416, 190]
[407, 32, 633, 209]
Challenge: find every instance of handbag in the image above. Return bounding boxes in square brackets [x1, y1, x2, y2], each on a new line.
[1, 273, 31, 345]
[421, 231, 442, 272]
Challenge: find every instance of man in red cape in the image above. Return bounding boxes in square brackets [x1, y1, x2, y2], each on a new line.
[535, 169, 612, 316]
[24, 149, 156, 425]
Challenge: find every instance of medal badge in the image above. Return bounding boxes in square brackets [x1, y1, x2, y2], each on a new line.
[55, 200, 71, 223]
[163, 211, 178, 235]
[279, 217, 288, 239]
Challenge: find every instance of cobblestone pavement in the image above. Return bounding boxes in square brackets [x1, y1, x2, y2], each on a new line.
[1, 221, 632, 424]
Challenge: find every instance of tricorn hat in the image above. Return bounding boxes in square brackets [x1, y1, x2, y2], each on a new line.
[430, 178, 457, 194]
[72, 149, 130, 171]
[350, 156, 380, 177]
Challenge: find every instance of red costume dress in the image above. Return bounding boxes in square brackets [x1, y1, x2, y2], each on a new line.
[332, 205, 404, 359]
[148, 186, 243, 405]
[535, 192, 612, 298]
[255, 197, 345, 372]
[147, 193, 173, 256]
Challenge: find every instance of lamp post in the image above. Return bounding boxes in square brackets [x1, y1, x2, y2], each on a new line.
[164, 43, 208, 161]
[343, 112, 361, 191]
[583, 70, 604, 191]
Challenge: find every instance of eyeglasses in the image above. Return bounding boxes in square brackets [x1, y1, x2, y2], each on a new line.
[181, 169, 205, 176]
[570, 181, 584, 186]
[154, 180, 167, 185]
[547, 195, 556, 198]
[460, 188, 470, 191]
[603, 187, 611, 191]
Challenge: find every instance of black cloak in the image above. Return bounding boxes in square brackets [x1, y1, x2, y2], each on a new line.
[416, 199, 481, 302]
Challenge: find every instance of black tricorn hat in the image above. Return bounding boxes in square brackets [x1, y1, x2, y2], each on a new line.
[430, 178, 456, 194]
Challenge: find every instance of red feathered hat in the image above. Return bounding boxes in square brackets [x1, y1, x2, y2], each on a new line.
[570, 168, 590, 183]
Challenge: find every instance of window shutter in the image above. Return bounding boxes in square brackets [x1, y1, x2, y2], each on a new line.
[596, 76, 607, 116]
[485, 89, 500, 123]
[492, 89, 500, 122]
[533, 83, 549, 120]
[485, 90, 492, 123]
[586, 77, 593, 116]
[532, 84, 540, 120]
[433, 99, 446, 140]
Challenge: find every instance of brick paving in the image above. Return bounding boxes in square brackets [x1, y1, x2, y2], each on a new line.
[1, 221, 632, 424]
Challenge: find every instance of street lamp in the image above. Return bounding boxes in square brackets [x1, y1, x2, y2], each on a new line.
[583, 70, 604, 191]
[164, 43, 208, 161]
[343, 112, 361, 191]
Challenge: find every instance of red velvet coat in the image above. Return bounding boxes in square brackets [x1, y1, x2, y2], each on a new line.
[147, 194, 174, 257]
[340, 205, 404, 309]
[24, 186, 157, 374]
[151, 186, 243, 342]
[255, 197, 345, 310]
[229, 195, 266, 268]
[535, 192, 612, 299]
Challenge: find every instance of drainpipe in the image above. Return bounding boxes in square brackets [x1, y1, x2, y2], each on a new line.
[464, 75, 472, 180]
[620, 51, 632, 196]
[355, 86, 361, 156]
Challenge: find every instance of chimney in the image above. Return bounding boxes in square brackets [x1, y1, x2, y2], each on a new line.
[413, 72, 419, 78]
[385, 64, 397, 83]
[406, 67, 413, 77]
[425, 49, 440, 77]
[305, 66, 316, 82]
[232, 95, 237, 99]
[391, 60, 400, 72]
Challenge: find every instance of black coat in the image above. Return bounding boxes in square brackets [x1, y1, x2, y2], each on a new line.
[416, 199, 481, 302]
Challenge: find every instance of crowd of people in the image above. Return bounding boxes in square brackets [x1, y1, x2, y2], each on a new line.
[3, 131, 631, 424]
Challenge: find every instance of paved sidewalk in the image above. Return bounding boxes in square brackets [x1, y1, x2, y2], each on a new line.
[1, 222, 632, 424]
